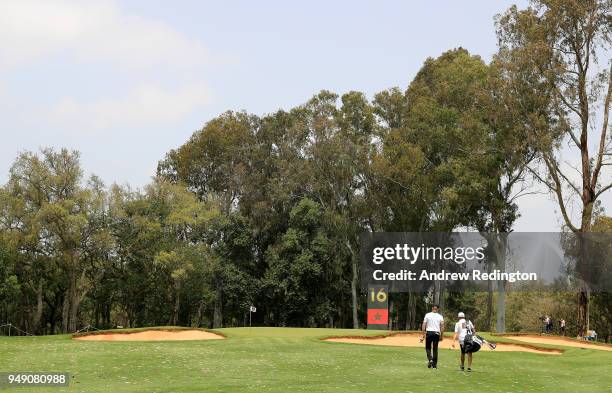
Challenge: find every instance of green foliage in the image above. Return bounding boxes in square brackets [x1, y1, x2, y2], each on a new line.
[263, 198, 340, 326]
[3, 0, 609, 333]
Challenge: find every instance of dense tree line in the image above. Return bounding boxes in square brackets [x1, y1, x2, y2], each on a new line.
[0, 1, 610, 337]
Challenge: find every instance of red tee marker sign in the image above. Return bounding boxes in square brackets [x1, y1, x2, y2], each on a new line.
[367, 285, 388, 330]
[367, 308, 388, 325]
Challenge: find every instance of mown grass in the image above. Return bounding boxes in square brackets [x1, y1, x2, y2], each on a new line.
[1, 327, 610, 392]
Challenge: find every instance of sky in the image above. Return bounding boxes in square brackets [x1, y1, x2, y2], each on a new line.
[0, 0, 609, 232]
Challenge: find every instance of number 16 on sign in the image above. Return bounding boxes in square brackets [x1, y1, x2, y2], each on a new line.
[367, 285, 388, 330]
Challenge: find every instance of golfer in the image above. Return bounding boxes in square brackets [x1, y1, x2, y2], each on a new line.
[452, 312, 475, 372]
[544, 315, 551, 333]
[420, 304, 444, 369]
[560, 319, 566, 335]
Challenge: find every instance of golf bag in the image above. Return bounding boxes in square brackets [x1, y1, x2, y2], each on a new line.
[463, 334, 484, 353]
[462, 320, 495, 353]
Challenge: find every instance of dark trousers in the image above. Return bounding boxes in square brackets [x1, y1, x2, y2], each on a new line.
[425, 331, 440, 365]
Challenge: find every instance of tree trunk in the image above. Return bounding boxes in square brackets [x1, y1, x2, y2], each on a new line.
[105, 304, 111, 327]
[68, 290, 80, 333]
[32, 280, 43, 334]
[213, 284, 223, 328]
[62, 271, 76, 334]
[46, 298, 57, 335]
[61, 292, 70, 333]
[406, 292, 416, 330]
[351, 258, 359, 329]
[484, 255, 493, 332]
[496, 236, 507, 333]
[496, 283, 506, 333]
[577, 229, 591, 336]
[495, 281, 506, 333]
[577, 288, 589, 337]
[49, 316, 56, 335]
[68, 280, 82, 333]
[346, 240, 359, 329]
[433, 252, 443, 308]
[68, 269, 91, 333]
[172, 284, 181, 326]
[196, 300, 204, 327]
[60, 269, 86, 333]
[438, 280, 446, 312]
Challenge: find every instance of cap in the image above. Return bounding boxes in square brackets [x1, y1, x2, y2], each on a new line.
[458, 312, 465, 318]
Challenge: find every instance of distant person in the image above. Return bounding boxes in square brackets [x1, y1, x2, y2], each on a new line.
[420, 304, 444, 369]
[559, 319, 566, 335]
[548, 317, 554, 334]
[544, 315, 551, 333]
[452, 312, 475, 372]
[588, 330, 597, 341]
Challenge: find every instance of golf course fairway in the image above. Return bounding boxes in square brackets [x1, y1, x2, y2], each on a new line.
[1, 327, 610, 392]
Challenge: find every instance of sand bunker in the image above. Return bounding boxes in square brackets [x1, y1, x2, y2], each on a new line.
[74, 329, 225, 342]
[324, 333, 562, 355]
[501, 335, 612, 351]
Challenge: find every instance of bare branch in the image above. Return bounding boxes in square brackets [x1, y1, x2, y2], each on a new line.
[509, 190, 547, 202]
[591, 63, 612, 191]
[554, 161, 581, 196]
[527, 166, 555, 192]
[595, 183, 612, 200]
[555, 85, 584, 122]
[541, 154, 580, 232]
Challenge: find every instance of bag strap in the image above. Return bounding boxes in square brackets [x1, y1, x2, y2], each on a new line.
[466, 320, 473, 334]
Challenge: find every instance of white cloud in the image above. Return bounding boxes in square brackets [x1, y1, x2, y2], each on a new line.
[0, 0, 210, 69]
[48, 83, 211, 132]
[0, 0, 217, 135]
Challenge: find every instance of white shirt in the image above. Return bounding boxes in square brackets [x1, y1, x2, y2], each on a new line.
[454, 318, 474, 343]
[423, 312, 444, 333]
